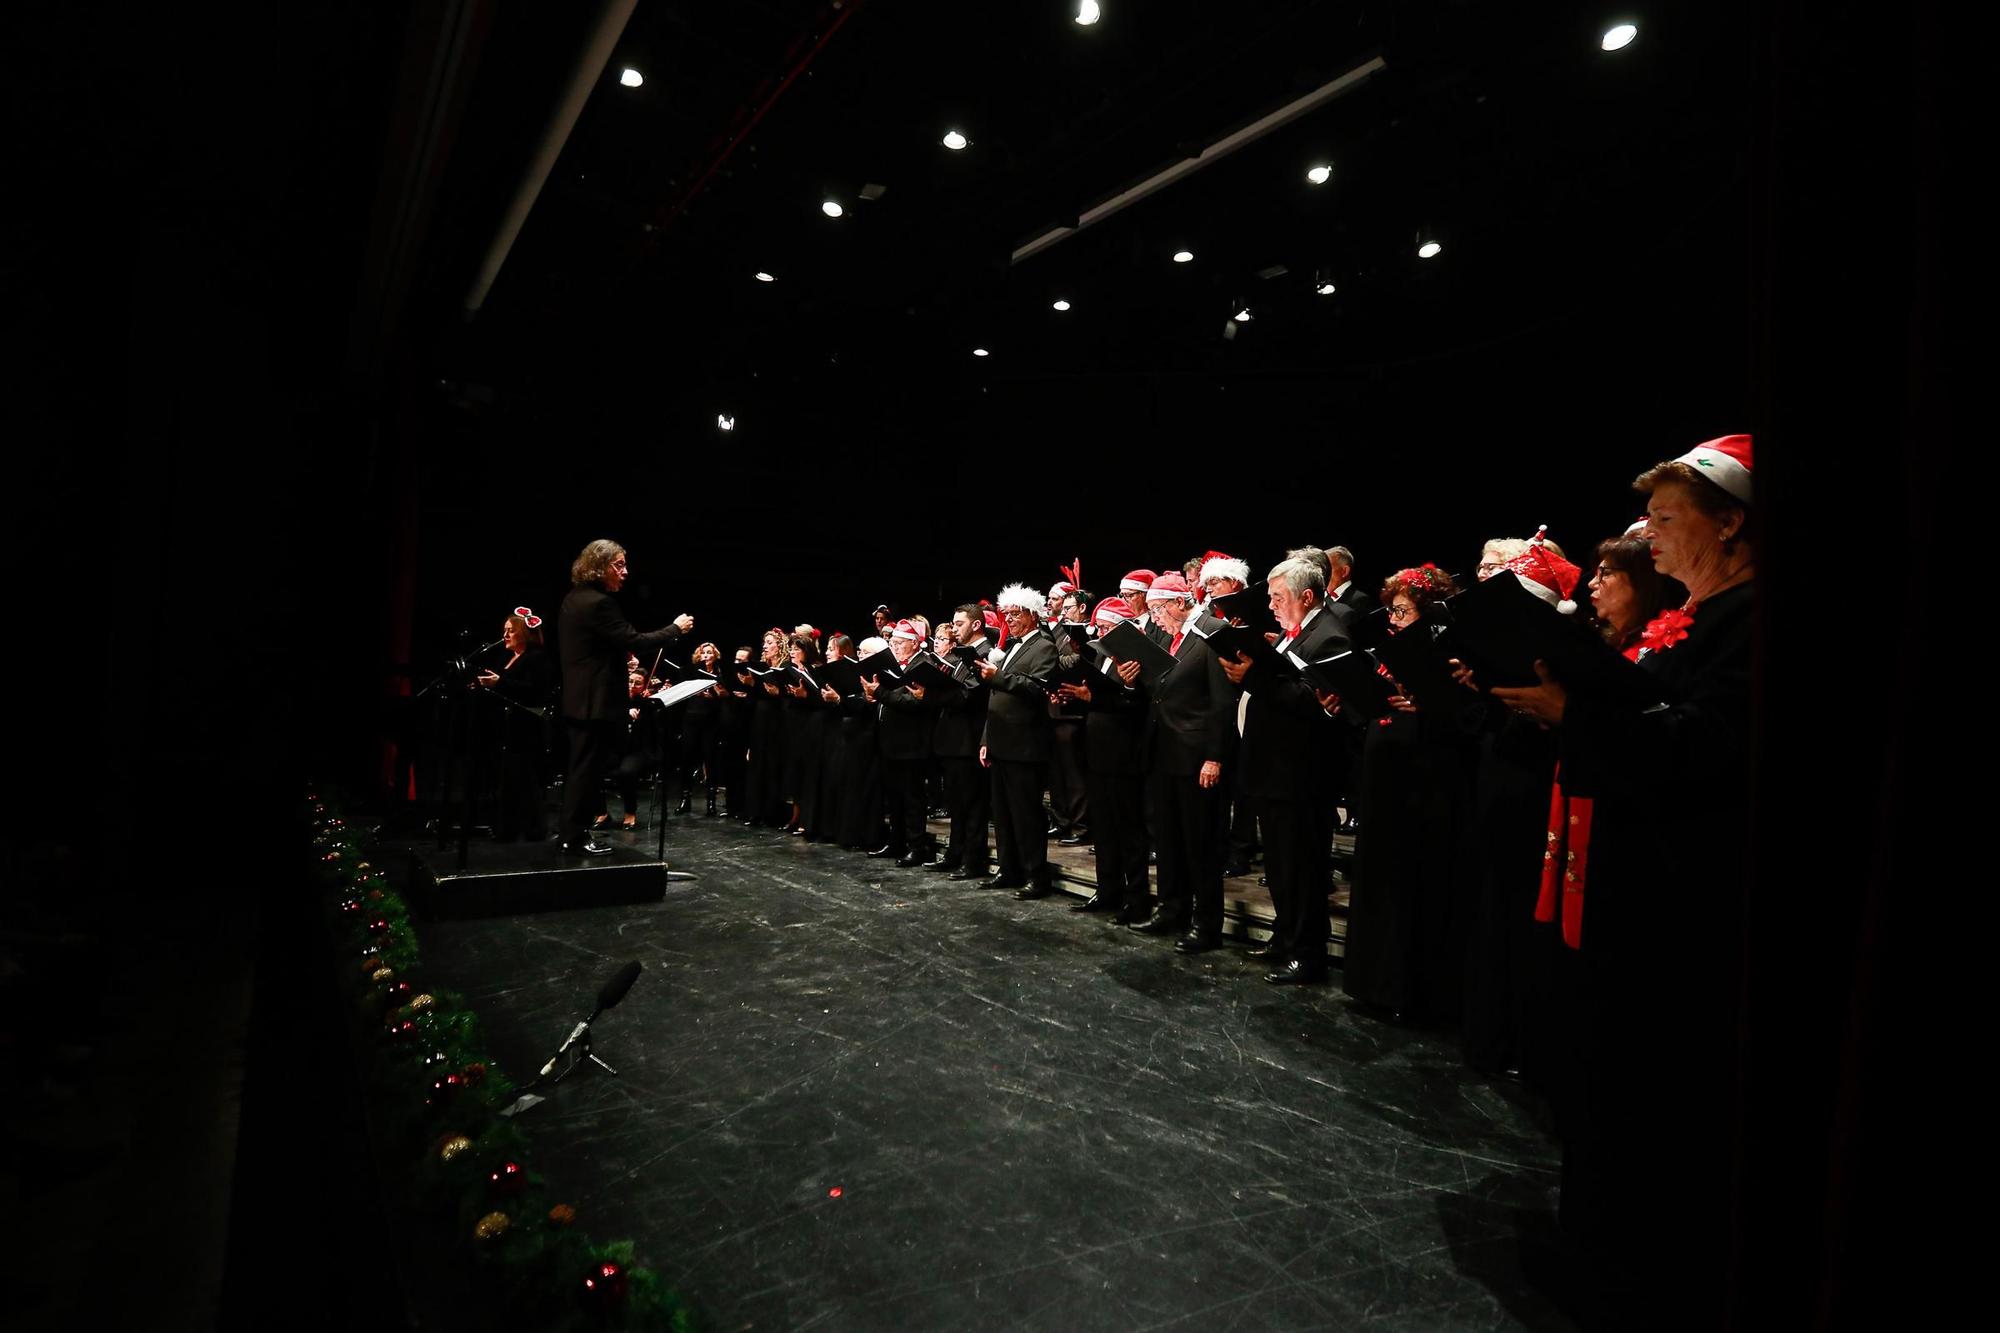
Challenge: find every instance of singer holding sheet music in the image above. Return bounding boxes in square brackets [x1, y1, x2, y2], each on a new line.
[1490, 436, 1755, 1317]
[557, 539, 693, 856]
[475, 608, 553, 842]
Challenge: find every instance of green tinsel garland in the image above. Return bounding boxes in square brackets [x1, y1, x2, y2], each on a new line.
[307, 791, 695, 1332]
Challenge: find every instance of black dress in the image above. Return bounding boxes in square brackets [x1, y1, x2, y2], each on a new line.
[1548, 582, 1753, 1317]
[487, 648, 552, 840]
[1341, 698, 1479, 1021]
[1461, 704, 1560, 1075]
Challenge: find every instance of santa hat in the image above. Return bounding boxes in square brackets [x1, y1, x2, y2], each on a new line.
[1091, 596, 1138, 627]
[1047, 581, 1075, 601]
[1623, 517, 1649, 536]
[1146, 571, 1192, 603]
[890, 619, 923, 642]
[1119, 568, 1157, 596]
[1197, 551, 1251, 587]
[1503, 526, 1584, 615]
[1672, 433, 1753, 504]
[997, 583, 1044, 613]
[982, 605, 1007, 648]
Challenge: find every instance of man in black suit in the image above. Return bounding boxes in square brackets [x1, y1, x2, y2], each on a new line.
[1219, 556, 1351, 982]
[557, 539, 693, 855]
[925, 604, 994, 879]
[1128, 572, 1239, 948]
[1326, 545, 1370, 634]
[978, 585, 1057, 897]
[1060, 597, 1152, 922]
[866, 620, 936, 865]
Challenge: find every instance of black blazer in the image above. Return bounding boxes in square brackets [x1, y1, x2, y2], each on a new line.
[932, 635, 994, 757]
[1146, 626, 1239, 777]
[980, 629, 1057, 761]
[1238, 606, 1352, 800]
[558, 585, 683, 722]
[877, 681, 936, 761]
[1081, 662, 1149, 775]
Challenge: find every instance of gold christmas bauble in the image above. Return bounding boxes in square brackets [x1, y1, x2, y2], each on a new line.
[438, 1135, 473, 1162]
[474, 1211, 511, 1241]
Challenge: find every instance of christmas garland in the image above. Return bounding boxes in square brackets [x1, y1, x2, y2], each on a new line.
[306, 788, 693, 1330]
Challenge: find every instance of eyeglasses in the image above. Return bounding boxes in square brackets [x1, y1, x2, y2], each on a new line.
[1387, 604, 1418, 622]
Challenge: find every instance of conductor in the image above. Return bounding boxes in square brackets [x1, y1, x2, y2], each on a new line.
[558, 539, 693, 855]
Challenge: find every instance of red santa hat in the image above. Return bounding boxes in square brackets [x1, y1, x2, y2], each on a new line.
[997, 583, 1044, 613]
[1671, 433, 1753, 504]
[889, 619, 923, 642]
[1145, 571, 1192, 603]
[1047, 581, 1075, 601]
[1091, 596, 1138, 627]
[1502, 526, 1584, 614]
[1197, 551, 1252, 587]
[982, 605, 1006, 647]
[1119, 568, 1157, 596]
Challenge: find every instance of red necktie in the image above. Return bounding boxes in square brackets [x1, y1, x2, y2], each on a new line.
[1169, 631, 1183, 655]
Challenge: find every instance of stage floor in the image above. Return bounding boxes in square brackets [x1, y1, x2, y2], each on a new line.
[419, 818, 1569, 1331]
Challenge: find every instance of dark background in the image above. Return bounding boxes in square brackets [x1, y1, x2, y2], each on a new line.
[3, 0, 1962, 1326]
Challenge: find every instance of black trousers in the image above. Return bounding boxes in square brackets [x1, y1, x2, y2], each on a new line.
[1148, 768, 1225, 931]
[1047, 719, 1088, 832]
[1260, 794, 1332, 968]
[939, 754, 990, 869]
[990, 758, 1048, 883]
[879, 756, 929, 853]
[1085, 767, 1147, 907]
[560, 718, 615, 834]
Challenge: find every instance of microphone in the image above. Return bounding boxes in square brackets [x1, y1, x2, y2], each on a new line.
[592, 960, 643, 1019]
[535, 961, 644, 1081]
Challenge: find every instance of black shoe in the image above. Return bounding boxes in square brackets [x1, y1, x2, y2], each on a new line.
[1057, 831, 1088, 846]
[867, 844, 899, 859]
[1257, 875, 1268, 887]
[947, 865, 989, 882]
[984, 873, 1026, 891]
[1113, 901, 1154, 925]
[1014, 884, 1053, 900]
[1069, 892, 1118, 913]
[1174, 930, 1224, 955]
[895, 850, 928, 868]
[560, 839, 615, 857]
[1264, 959, 1327, 986]
[1129, 908, 1190, 936]
[1245, 941, 1281, 960]
[921, 856, 959, 873]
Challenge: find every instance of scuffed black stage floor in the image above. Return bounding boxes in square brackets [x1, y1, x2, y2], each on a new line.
[420, 821, 1572, 1331]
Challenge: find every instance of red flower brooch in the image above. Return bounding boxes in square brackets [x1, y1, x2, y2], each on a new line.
[1639, 606, 1695, 657]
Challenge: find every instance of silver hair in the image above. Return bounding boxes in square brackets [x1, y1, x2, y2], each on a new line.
[1267, 557, 1328, 599]
[1326, 545, 1355, 574]
[1284, 545, 1334, 585]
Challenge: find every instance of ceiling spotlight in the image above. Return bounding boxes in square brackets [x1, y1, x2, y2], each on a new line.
[1601, 23, 1638, 51]
[942, 129, 969, 151]
[972, 347, 990, 357]
[822, 199, 844, 218]
[1075, 1, 1102, 26]
[716, 414, 735, 431]
[1235, 308, 1252, 321]
[1052, 299, 1071, 312]
[1306, 164, 1332, 185]
[1418, 240, 1442, 259]
[754, 271, 774, 282]
[1173, 249, 1194, 264]
[618, 68, 644, 88]
[1317, 281, 1337, 295]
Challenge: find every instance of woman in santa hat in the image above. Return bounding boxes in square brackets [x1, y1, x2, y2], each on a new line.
[1493, 435, 1756, 1321]
[1341, 563, 1478, 1023]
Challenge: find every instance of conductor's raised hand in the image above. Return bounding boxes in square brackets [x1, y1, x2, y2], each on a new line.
[674, 613, 695, 633]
